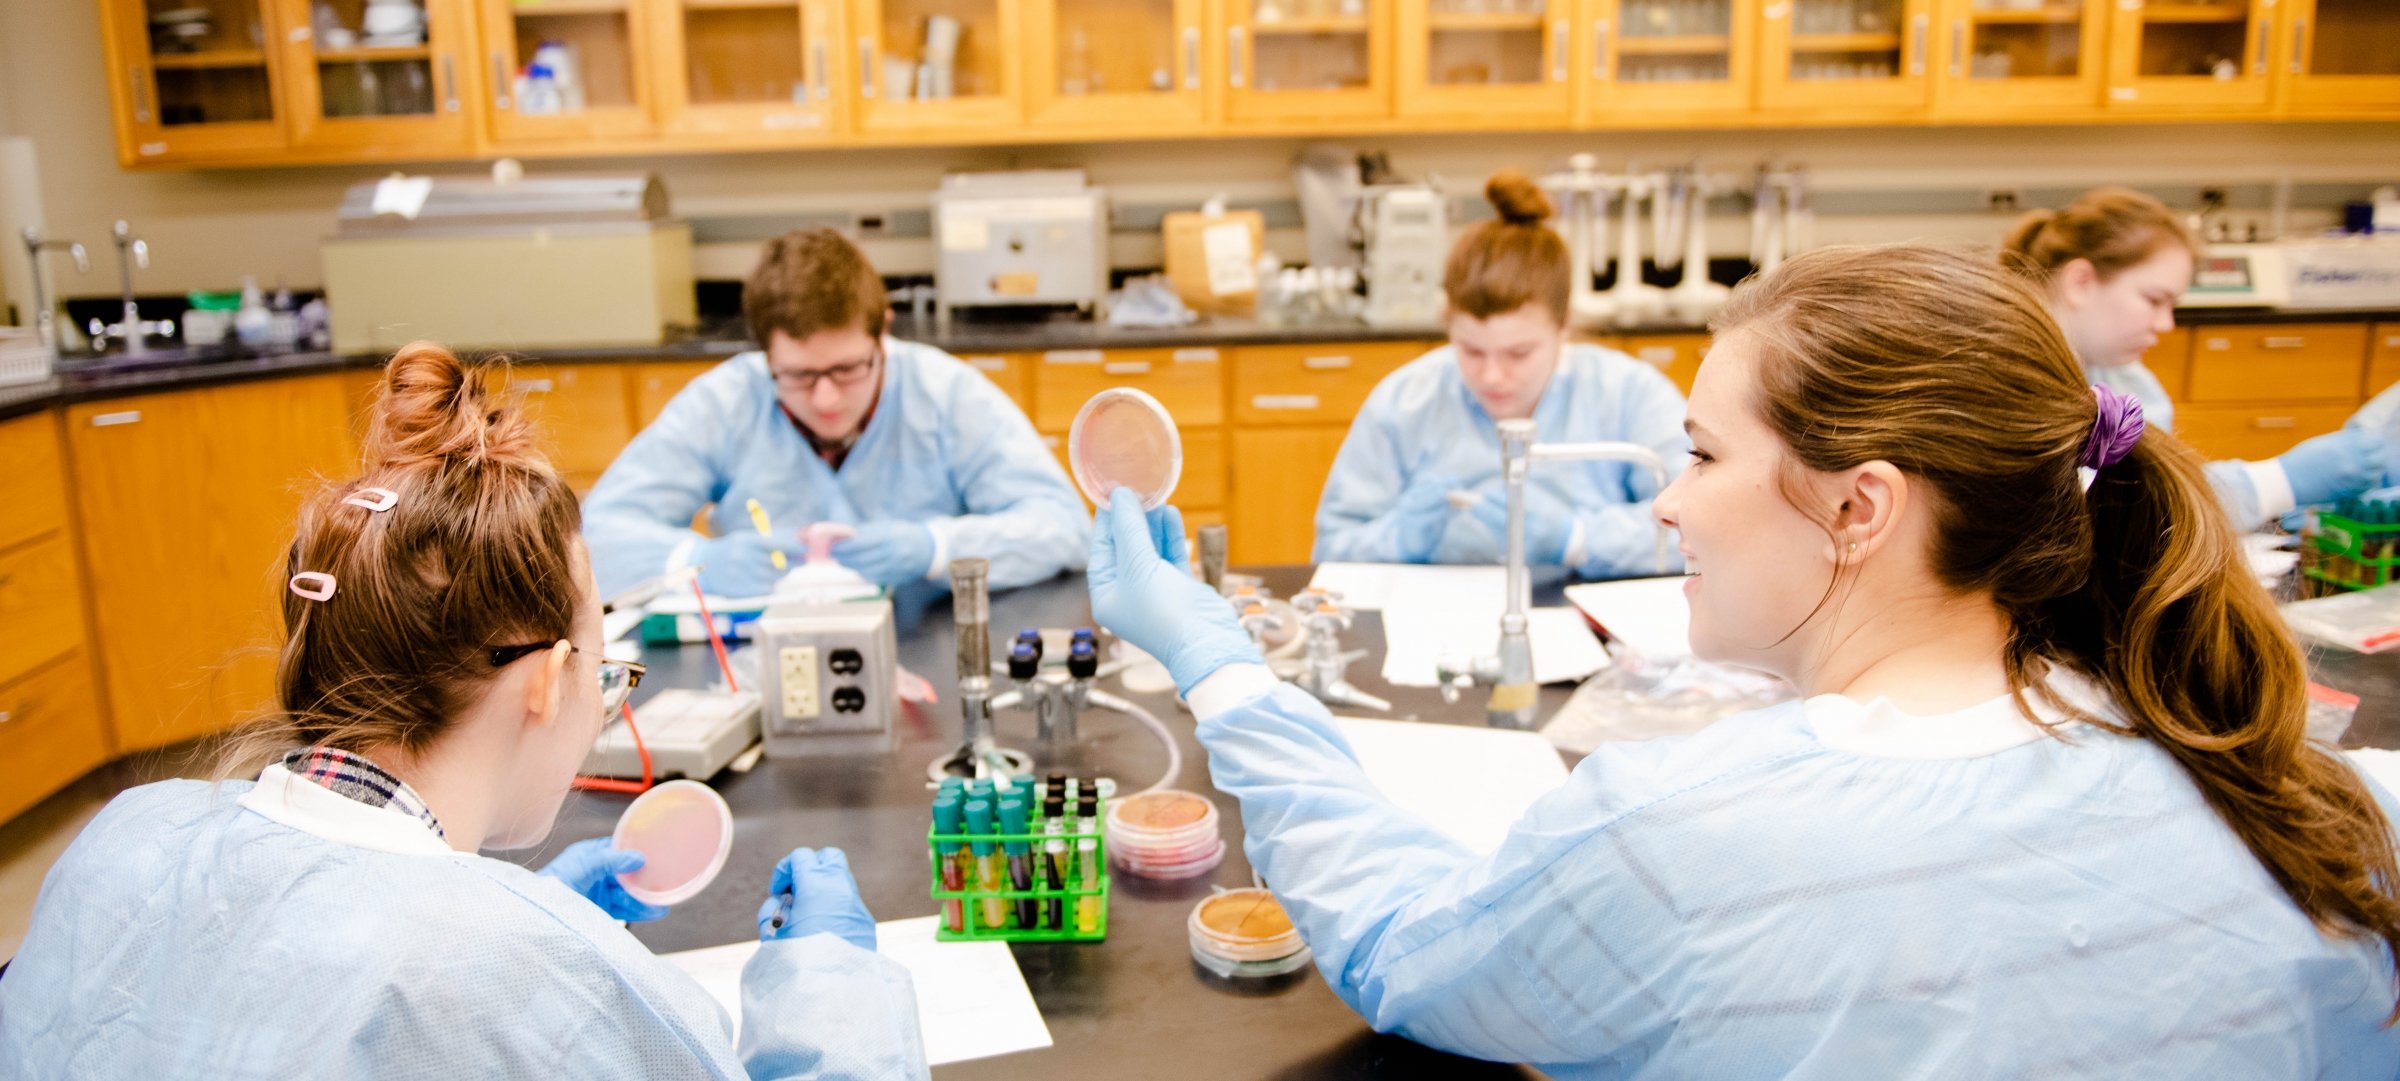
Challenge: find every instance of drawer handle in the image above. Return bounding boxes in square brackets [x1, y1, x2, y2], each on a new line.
[1044, 349, 1103, 364]
[1172, 348, 1219, 362]
[1252, 394, 1321, 411]
[2261, 337, 2307, 350]
[1301, 355, 1353, 371]
[91, 410, 142, 427]
[1636, 347, 1677, 365]
[1103, 361, 1153, 376]
[2204, 337, 2231, 351]
[520, 378, 555, 392]
[2252, 417, 2299, 430]
[968, 357, 1007, 372]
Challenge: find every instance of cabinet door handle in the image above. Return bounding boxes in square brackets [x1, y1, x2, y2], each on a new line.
[2290, 17, 2307, 76]
[860, 38, 877, 98]
[1184, 27, 1200, 90]
[1102, 361, 1153, 376]
[1552, 19, 1568, 82]
[2251, 18, 2268, 75]
[812, 42, 828, 100]
[1908, 13, 1928, 77]
[1593, 19, 1610, 80]
[1228, 26, 1245, 89]
[1949, 19, 1965, 79]
[2252, 416, 2299, 430]
[2262, 336, 2308, 350]
[439, 53, 460, 113]
[91, 410, 142, 427]
[491, 52, 513, 110]
[1301, 355, 1353, 370]
[520, 377, 555, 392]
[128, 65, 152, 125]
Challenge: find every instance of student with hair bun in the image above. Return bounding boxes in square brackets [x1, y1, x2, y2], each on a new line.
[1313, 169, 1690, 579]
[2002, 186, 2388, 527]
[0, 343, 928, 1080]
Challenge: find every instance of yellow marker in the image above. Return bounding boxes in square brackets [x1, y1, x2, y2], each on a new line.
[745, 498, 787, 571]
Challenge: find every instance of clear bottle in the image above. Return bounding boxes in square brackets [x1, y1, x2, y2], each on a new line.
[1061, 26, 1093, 95]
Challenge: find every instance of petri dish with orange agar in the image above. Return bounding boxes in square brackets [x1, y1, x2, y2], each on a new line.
[1106, 789, 1224, 879]
[610, 779, 734, 906]
[1189, 888, 1313, 978]
[1068, 388, 1183, 510]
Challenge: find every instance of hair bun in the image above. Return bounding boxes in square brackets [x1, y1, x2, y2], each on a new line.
[366, 341, 540, 469]
[2002, 208, 2057, 257]
[1485, 170, 1554, 227]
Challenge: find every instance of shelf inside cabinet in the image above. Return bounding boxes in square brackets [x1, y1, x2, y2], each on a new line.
[1251, 15, 1372, 34]
[1426, 11, 1545, 32]
[509, 0, 633, 13]
[1969, 4, 2082, 24]
[1616, 33, 1732, 55]
[1789, 31, 1903, 51]
[314, 45, 433, 63]
[151, 49, 269, 70]
[2137, 2, 2248, 24]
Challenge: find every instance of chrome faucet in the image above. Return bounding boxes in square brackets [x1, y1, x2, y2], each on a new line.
[86, 220, 175, 355]
[18, 228, 89, 351]
[1438, 418, 1673, 729]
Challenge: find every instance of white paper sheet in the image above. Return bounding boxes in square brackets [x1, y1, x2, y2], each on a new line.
[661, 915, 1052, 1066]
[1380, 604, 1608, 687]
[1306, 562, 1504, 612]
[1562, 577, 1695, 661]
[1332, 717, 1570, 855]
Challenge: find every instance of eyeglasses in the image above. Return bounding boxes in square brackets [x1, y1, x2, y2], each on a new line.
[770, 346, 883, 393]
[490, 642, 647, 715]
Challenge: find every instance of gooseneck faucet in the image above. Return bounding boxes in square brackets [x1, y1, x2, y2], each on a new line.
[18, 228, 89, 350]
[87, 220, 175, 355]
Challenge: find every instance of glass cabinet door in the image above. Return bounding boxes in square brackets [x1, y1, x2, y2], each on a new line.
[1222, 0, 1393, 123]
[1582, 0, 1756, 121]
[1026, 0, 1206, 130]
[2282, 0, 2400, 112]
[851, 0, 1024, 133]
[1758, 0, 1935, 111]
[278, 0, 476, 149]
[652, 0, 842, 138]
[102, 0, 288, 162]
[480, 0, 658, 142]
[1397, 0, 1573, 121]
[1933, 0, 2105, 114]
[2105, 0, 2271, 109]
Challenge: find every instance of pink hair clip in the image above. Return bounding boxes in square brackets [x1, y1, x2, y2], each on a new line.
[343, 487, 399, 513]
[289, 572, 337, 602]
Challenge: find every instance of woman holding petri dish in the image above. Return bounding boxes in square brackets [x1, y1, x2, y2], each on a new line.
[2001, 186, 2389, 528]
[0, 344, 927, 1080]
[1313, 169, 1692, 579]
[1090, 245, 2400, 1075]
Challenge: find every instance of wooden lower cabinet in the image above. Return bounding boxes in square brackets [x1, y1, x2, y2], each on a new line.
[1229, 426, 1350, 565]
[0, 654, 111, 825]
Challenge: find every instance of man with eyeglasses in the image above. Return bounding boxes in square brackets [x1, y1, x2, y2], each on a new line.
[584, 228, 1087, 598]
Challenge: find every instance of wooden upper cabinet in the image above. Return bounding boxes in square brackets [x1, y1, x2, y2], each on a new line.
[2278, 0, 2400, 115]
[1024, 0, 1209, 131]
[476, 0, 661, 144]
[1930, 0, 2107, 117]
[273, 0, 479, 152]
[1395, 0, 1574, 123]
[1220, 0, 1395, 125]
[1580, 0, 1761, 123]
[1757, 0, 1936, 114]
[2104, 0, 2274, 111]
[647, 0, 847, 142]
[99, 0, 292, 164]
[848, 0, 1025, 134]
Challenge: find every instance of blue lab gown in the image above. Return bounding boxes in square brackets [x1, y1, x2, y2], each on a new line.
[0, 770, 928, 1080]
[2091, 360, 2325, 528]
[1184, 664, 2400, 1079]
[582, 341, 1088, 598]
[1313, 342, 1690, 579]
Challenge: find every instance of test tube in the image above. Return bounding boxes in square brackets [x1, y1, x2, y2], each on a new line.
[965, 799, 1006, 930]
[933, 793, 966, 933]
[1001, 797, 1036, 929]
[1198, 525, 1229, 592]
[1043, 795, 1069, 930]
[1075, 793, 1101, 933]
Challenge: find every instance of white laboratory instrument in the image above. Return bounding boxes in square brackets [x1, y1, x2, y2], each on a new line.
[1360, 184, 1449, 327]
[1605, 170, 1670, 327]
[932, 169, 1110, 321]
[1542, 153, 1618, 329]
[752, 596, 899, 757]
[583, 688, 762, 781]
[1749, 164, 1812, 275]
[1664, 166, 1733, 324]
[2184, 239, 2400, 310]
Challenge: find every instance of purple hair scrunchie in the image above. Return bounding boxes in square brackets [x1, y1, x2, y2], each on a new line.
[2082, 384, 2145, 470]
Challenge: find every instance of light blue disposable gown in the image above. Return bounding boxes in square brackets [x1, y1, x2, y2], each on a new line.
[1185, 665, 2400, 1079]
[582, 341, 1088, 598]
[1313, 343, 1690, 579]
[0, 775, 928, 1080]
[2092, 359, 2389, 527]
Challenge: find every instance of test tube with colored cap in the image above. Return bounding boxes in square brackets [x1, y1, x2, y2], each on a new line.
[1075, 793, 1101, 932]
[933, 794, 966, 933]
[1043, 796, 1069, 929]
[1000, 798, 1036, 929]
[965, 799, 1004, 930]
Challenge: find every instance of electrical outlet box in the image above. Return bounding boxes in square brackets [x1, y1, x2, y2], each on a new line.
[752, 597, 898, 757]
[779, 645, 820, 720]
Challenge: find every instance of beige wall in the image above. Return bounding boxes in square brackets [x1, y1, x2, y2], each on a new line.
[4, 0, 2397, 299]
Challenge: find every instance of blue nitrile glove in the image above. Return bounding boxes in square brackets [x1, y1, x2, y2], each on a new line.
[1468, 479, 1577, 565]
[539, 838, 671, 923]
[830, 521, 937, 586]
[692, 531, 804, 598]
[2281, 426, 2388, 507]
[755, 847, 877, 951]
[1087, 488, 1259, 695]
[1389, 477, 1458, 562]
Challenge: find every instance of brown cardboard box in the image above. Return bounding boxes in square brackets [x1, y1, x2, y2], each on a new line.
[1162, 209, 1265, 317]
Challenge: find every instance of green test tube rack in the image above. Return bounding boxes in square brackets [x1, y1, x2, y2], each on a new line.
[2302, 502, 2400, 596]
[928, 790, 1109, 942]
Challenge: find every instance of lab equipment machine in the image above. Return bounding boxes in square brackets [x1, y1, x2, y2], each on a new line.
[1358, 184, 1448, 328]
[2183, 238, 2400, 310]
[751, 595, 899, 757]
[932, 170, 1110, 321]
[582, 689, 762, 781]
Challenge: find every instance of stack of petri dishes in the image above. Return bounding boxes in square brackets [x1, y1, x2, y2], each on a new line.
[1105, 789, 1224, 879]
[1188, 888, 1312, 979]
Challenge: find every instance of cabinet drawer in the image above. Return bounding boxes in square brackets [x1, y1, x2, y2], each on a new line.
[0, 411, 70, 552]
[0, 536, 88, 688]
[960, 352, 1035, 415]
[2368, 324, 2400, 398]
[633, 360, 725, 429]
[1231, 341, 1428, 425]
[2173, 404, 2354, 462]
[2186, 324, 2369, 403]
[1033, 348, 1225, 432]
[493, 364, 636, 488]
[1621, 334, 1711, 396]
[2143, 328, 2194, 404]
[0, 654, 111, 825]
[1043, 427, 1226, 509]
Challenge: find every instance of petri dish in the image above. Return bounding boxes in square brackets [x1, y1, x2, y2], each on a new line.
[1110, 789, 1215, 832]
[610, 779, 734, 906]
[1068, 388, 1183, 510]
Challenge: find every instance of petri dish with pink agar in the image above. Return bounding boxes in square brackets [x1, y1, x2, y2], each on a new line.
[610, 779, 734, 906]
[1068, 388, 1183, 510]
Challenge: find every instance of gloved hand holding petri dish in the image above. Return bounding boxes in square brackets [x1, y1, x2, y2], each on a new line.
[1069, 388, 1183, 511]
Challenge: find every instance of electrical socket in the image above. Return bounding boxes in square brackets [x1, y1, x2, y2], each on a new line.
[780, 645, 819, 720]
[1984, 188, 2022, 214]
[854, 212, 890, 237]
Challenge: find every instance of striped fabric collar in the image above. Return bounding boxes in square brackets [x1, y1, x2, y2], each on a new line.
[278, 746, 446, 842]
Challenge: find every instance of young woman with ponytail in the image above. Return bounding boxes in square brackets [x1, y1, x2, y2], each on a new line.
[0, 343, 928, 1080]
[1088, 244, 2400, 1075]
